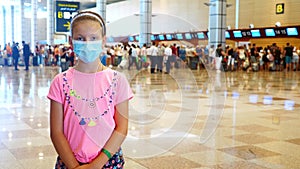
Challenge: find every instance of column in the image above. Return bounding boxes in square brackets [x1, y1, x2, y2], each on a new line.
[235, 0, 239, 29]
[96, 0, 106, 22]
[31, 0, 37, 50]
[139, 0, 152, 47]
[21, 0, 25, 42]
[208, 0, 227, 49]
[47, 0, 54, 45]
[11, 5, 14, 41]
[2, 6, 6, 44]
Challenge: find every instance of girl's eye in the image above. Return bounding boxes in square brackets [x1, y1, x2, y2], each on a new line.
[90, 37, 97, 41]
[77, 37, 84, 41]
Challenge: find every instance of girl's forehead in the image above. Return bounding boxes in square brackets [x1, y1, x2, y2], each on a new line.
[73, 19, 101, 28]
[72, 21, 102, 33]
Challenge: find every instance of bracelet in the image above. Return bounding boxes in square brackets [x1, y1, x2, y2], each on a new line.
[102, 148, 112, 159]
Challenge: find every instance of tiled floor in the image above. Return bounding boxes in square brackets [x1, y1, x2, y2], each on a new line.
[0, 65, 299, 169]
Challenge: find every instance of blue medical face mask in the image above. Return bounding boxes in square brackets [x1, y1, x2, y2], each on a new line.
[72, 40, 103, 63]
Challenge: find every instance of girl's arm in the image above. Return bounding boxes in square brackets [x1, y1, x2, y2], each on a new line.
[87, 100, 129, 169]
[50, 100, 80, 169]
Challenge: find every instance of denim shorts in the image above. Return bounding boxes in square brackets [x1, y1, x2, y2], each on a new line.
[285, 56, 292, 64]
[55, 148, 125, 169]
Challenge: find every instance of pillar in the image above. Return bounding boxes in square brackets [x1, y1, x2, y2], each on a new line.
[21, 0, 25, 42]
[139, 0, 152, 47]
[96, 0, 106, 22]
[2, 6, 6, 44]
[31, 0, 37, 50]
[208, 0, 227, 49]
[47, 0, 54, 45]
[11, 5, 14, 42]
[235, 0, 239, 29]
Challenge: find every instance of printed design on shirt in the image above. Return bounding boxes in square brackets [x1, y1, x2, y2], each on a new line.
[62, 71, 118, 126]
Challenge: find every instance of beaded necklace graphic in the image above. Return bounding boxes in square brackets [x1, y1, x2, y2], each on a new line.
[62, 71, 118, 126]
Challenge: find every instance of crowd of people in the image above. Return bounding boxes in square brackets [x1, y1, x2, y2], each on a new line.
[0, 40, 299, 73]
[0, 41, 75, 71]
[210, 42, 300, 73]
[105, 41, 300, 73]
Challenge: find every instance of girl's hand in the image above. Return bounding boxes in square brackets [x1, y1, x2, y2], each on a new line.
[74, 164, 91, 169]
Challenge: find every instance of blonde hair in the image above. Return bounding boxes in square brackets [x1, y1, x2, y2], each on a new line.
[70, 11, 106, 36]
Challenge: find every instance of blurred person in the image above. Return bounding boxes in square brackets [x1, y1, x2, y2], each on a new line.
[208, 45, 215, 69]
[12, 42, 20, 71]
[157, 43, 165, 73]
[283, 43, 293, 72]
[179, 45, 187, 69]
[140, 44, 148, 69]
[226, 46, 235, 71]
[149, 41, 159, 73]
[22, 41, 31, 71]
[54, 45, 60, 66]
[195, 45, 203, 70]
[128, 44, 140, 70]
[292, 47, 299, 71]
[164, 44, 172, 74]
[215, 44, 226, 71]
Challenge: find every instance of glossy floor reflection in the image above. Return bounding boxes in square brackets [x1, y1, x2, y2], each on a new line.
[0, 66, 299, 169]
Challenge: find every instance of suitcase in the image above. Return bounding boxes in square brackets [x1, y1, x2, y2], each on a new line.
[7, 57, 13, 66]
[33, 56, 38, 66]
[252, 63, 259, 72]
[118, 59, 127, 69]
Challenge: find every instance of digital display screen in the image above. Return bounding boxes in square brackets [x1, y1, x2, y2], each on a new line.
[128, 36, 134, 42]
[286, 27, 298, 36]
[251, 29, 261, 37]
[263, 95, 273, 105]
[265, 29, 276, 36]
[158, 35, 165, 40]
[135, 35, 139, 41]
[176, 33, 183, 40]
[151, 35, 155, 40]
[185, 33, 192, 39]
[233, 31, 242, 38]
[166, 34, 172, 40]
[225, 31, 230, 38]
[197, 32, 205, 39]
[284, 100, 295, 110]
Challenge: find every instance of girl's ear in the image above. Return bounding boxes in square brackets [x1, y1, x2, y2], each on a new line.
[102, 36, 106, 49]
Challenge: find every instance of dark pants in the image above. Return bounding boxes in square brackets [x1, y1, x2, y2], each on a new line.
[166, 56, 171, 73]
[24, 55, 30, 70]
[157, 56, 164, 72]
[14, 56, 19, 70]
[55, 148, 124, 169]
[128, 56, 139, 70]
[117, 55, 122, 65]
[150, 55, 158, 73]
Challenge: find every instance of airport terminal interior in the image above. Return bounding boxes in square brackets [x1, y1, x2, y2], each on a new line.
[0, 0, 300, 169]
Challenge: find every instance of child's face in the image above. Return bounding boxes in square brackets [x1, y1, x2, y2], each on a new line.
[72, 20, 104, 42]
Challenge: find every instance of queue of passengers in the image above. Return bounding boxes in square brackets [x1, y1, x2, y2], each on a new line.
[210, 42, 300, 72]
[1, 41, 299, 73]
[106, 41, 300, 73]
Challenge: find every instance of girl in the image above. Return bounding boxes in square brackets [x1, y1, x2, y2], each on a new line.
[47, 11, 133, 169]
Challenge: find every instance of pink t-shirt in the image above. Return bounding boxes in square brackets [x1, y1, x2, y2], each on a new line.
[47, 68, 133, 163]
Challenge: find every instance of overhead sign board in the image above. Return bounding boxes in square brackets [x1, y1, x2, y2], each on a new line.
[56, 1, 80, 33]
[276, 3, 284, 14]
